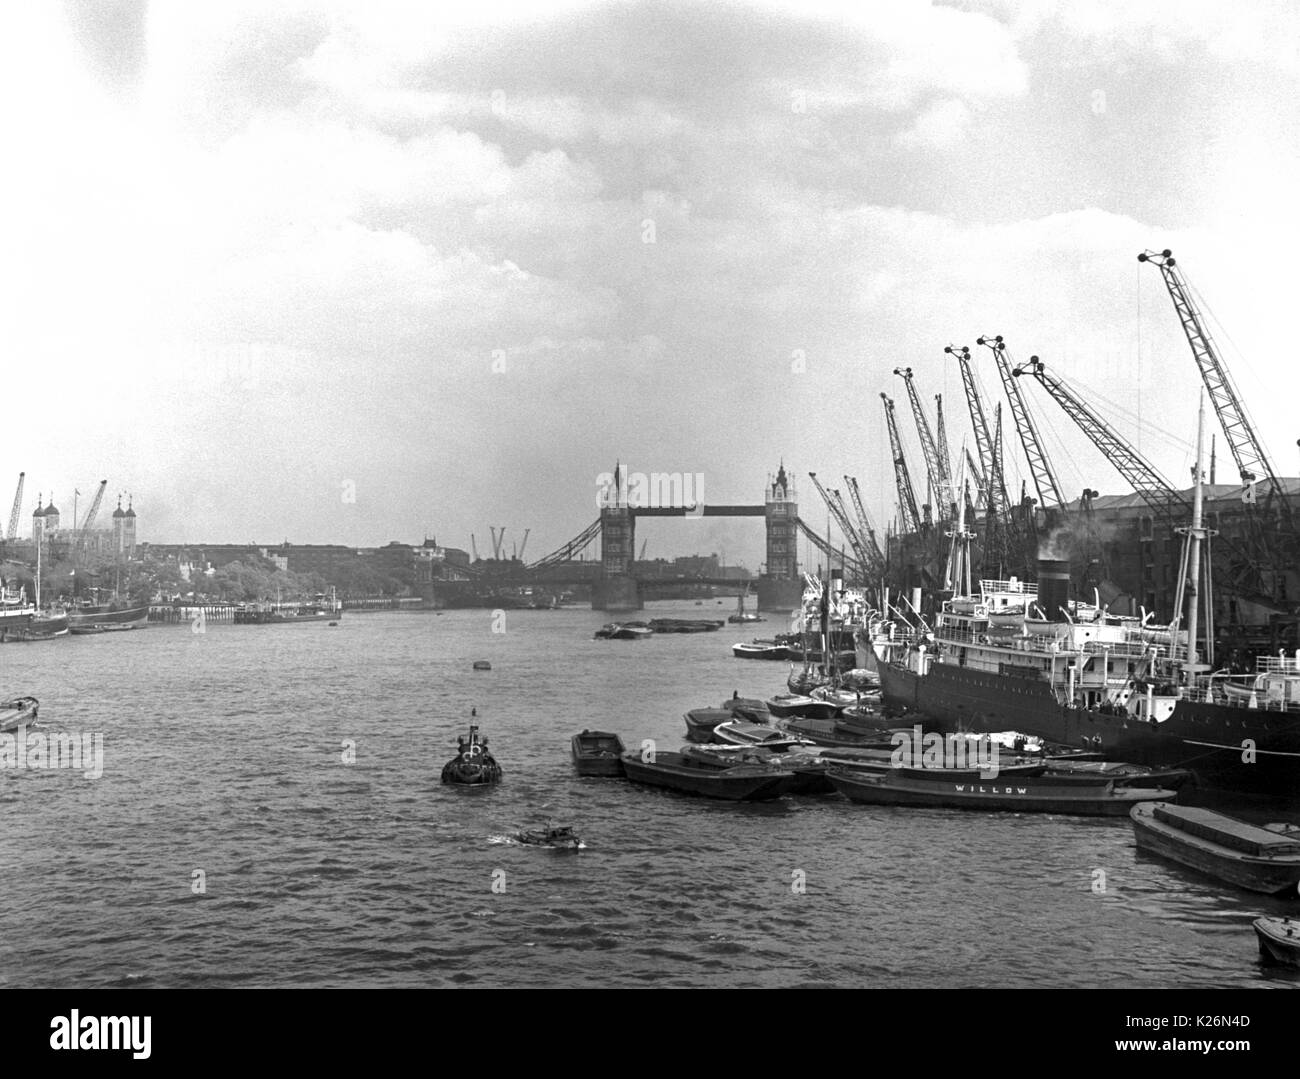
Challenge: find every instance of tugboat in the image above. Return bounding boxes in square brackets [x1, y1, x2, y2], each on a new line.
[441, 715, 502, 785]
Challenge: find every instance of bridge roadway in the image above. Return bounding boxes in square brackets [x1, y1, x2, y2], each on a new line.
[629, 505, 765, 516]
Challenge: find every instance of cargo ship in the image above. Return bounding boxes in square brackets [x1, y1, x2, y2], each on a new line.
[875, 563, 1300, 795]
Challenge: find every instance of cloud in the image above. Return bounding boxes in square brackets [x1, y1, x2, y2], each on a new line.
[5, 1, 1295, 558]
[895, 98, 972, 148]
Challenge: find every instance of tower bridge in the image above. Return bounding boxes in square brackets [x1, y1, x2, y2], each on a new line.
[595, 462, 801, 611]
[501, 463, 805, 611]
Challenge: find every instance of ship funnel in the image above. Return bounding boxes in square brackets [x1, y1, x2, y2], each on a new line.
[1035, 559, 1071, 622]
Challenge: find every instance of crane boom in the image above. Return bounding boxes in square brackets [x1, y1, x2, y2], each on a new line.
[894, 367, 952, 519]
[7, 472, 24, 541]
[794, 517, 869, 581]
[977, 335, 1067, 517]
[1015, 355, 1278, 601]
[1015, 357, 1186, 525]
[1138, 248, 1290, 520]
[843, 475, 885, 572]
[831, 488, 874, 573]
[76, 480, 108, 555]
[934, 393, 954, 503]
[807, 473, 873, 572]
[881, 393, 923, 534]
[947, 344, 999, 509]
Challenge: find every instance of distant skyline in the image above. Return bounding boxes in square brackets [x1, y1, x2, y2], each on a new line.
[7, 1, 1298, 568]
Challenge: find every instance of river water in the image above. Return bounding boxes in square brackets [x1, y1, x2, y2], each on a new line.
[2, 602, 1297, 989]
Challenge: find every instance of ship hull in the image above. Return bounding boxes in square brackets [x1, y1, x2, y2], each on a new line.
[879, 660, 1300, 796]
[68, 604, 150, 628]
[0, 603, 35, 641]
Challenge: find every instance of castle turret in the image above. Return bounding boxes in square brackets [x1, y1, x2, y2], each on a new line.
[112, 496, 126, 554]
[122, 497, 137, 557]
[32, 494, 47, 543]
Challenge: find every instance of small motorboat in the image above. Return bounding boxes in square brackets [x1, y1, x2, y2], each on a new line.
[472, 660, 492, 671]
[0, 696, 39, 733]
[721, 696, 771, 723]
[766, 693, 816, 719]
[731, 640, 786, 659]
[810, 685, 863, 711]
[1254, 917, 1300, 967]
[779, 715, 896, 748]
[571, 729, 626, 776]
[514, 823, 583, 850]
[680, 744, 833, 794]
[711, 719, 815, 750]
[593, 623, 619, 639]
[441, 722, 503, 785]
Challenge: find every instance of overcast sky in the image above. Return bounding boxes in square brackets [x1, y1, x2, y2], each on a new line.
[5, 0, 1298, 567]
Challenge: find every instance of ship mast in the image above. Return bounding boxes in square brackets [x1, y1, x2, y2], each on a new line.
[1171, 395, 1217, 674]
[942, 451, 973, 598]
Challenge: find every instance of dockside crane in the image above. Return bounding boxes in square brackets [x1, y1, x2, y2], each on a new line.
[880, 393, 924, 535]
[1015, 355, 1268, 602]
[934, 394, 955, 508]
[947, 344, 998, 508]
[794, 517, 869, 582]
[75, 480, 108, 559]
[983, 405, 1009, 572]
[843, 475, 886, 574]
[1138, 249, 1291, 522]
[807, 472, 873, 576]
[894, 368, 953, 521]
[1014, 357, 1185, 526]
[976, 335, 1067, 523]
[6, 472, 23, 541]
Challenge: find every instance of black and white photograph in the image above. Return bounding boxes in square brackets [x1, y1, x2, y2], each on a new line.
[3, 0, 1299, 1027]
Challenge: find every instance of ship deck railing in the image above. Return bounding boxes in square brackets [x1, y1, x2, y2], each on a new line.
[1257, 655, 1300, 675]
[1078, 639, 1163, 659]
[978, 579, 1035, 596]
[1170, 682, 1300, 712]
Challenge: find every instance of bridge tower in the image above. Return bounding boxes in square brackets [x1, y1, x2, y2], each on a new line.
[758, 462, 803, 612]
[594, 462, 641, 611]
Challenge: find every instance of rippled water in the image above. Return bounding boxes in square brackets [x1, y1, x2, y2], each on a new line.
[2, 602, 1298, 988]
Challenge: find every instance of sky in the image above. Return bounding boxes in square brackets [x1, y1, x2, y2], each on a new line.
[4, 0, 1298, 568]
